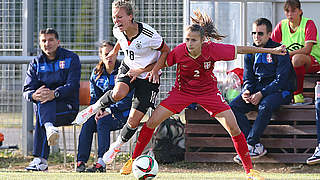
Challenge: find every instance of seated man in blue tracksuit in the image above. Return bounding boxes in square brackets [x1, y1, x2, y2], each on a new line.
[76, 41, 133, 173]
[229, 18, 296, 164]
[23, 28, 81, 171]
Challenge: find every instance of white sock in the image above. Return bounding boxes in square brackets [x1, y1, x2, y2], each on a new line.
[97, 158, 106, 167]
[44, 122, 54, 129]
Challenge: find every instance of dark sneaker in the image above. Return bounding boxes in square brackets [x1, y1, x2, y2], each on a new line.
[233, 155, 242, 165]
[86, 163, 106, 173]
[248, 143, 267, 158]
[76, 161, 86, 172]
[233, 143, 267, 165]
[307, 144, 320, 165]
[25, 158, 48, 171]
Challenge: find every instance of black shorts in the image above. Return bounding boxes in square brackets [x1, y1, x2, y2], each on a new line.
[117, 62, 160, 114]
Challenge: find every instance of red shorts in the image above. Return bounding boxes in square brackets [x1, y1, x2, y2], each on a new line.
[308, 55, 320, 73]
[160, 88, 230, 117]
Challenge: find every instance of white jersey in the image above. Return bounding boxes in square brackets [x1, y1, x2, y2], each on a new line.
[113, 22, 163, 79]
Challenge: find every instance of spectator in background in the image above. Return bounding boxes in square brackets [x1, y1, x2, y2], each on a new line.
[271, 0, 320, 104]
[76, 41, 133, 173]
[230, 18, 296, 164]
[307, 95, 320, 165]
[23, 28, 81, 171]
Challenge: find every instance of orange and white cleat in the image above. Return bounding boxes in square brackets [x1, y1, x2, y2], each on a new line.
[246, 169, 264, 180]
[120, 158, 133, 175]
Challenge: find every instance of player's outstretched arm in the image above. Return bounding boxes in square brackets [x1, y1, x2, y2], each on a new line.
[237, 45, 286, 55]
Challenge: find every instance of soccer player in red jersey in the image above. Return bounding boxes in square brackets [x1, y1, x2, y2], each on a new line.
[123, 10, 286, 179]
[271, 0, 320, 104]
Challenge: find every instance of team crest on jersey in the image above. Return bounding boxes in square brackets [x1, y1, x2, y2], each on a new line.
[135, 41, 142, 49]
[59, 61, 65, 69]
[204, 61, 211, 69]
[266, 54, 273, 63]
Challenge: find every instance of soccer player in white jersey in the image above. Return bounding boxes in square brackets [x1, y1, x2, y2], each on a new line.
[72, 0, 170, 174]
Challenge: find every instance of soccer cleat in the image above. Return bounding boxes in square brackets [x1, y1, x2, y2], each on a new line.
[72, 104, 100, 125]
[294, 93, 304, 104]
[246, 169, 264, 180]
[306, 144, 320, 165]
[46, 126, 59, 146]
[25, 158, 48, 171]
[86, 163, 106, 173]
[76, 161, 86, 172]
[234, 143, 267, 165]
[120, 158, 133, 175]
[103, 142, 121, 164]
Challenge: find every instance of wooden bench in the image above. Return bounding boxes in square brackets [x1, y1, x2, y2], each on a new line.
[303, 73, 320, 99]
[185, 74, 319, 163]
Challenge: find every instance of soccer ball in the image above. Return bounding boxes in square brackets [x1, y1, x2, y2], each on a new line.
[132, 155, 158, 180]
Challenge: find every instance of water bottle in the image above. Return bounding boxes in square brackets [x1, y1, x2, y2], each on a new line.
[316, 81, 320, 101]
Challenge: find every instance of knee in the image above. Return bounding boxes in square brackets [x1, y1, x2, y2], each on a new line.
[112, 90, 126, 101]
[258, 103, 272, 113]
[291, 54, 306, 67]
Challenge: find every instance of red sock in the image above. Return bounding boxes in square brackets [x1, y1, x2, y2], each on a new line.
[132, 123, 155, 159]
[293, 65, 305, 95]
[232, 132, 252, 174]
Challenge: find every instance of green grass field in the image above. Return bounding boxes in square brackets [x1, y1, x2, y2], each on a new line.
[1, 149, 320, 180]
[0, 171, 319, 180]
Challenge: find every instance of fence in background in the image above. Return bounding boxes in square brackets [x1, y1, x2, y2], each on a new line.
[0, 55, 176, 155]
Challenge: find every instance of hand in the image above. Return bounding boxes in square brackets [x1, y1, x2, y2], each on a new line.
[126, 68, 143, 83]
[95, 109, 110, 122]
[250, 91, 263, 105]
[146, 69, 160, 84]
[273, 45, 287, 55]
[32, 85, 55, 104]
[241, 90, 251, 104]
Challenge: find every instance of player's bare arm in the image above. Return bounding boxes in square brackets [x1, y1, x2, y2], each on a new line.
[147, 42, 170, 84]
[127, 62, 157, 83]
[106, 41, 121, 60]
[237, 45, 287, 55]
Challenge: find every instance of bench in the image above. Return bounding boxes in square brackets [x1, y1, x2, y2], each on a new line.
[185, 74, 319, 163]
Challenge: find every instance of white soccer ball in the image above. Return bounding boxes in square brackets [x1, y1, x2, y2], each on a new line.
[132, 155, 158, 180]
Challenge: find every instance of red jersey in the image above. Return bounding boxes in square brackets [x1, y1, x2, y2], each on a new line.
[271, 19, 318, 44]
[166, 42, 236, 95]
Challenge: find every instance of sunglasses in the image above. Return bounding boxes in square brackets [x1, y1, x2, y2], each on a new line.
[251, 32, 264, 36]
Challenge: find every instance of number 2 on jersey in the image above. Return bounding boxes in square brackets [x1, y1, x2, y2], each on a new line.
[193, 70, 200, 77]
[126, 50, 135, 60]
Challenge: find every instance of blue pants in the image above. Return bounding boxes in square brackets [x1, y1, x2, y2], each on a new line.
[316, 99, 320, 144]
[229, 91, 292, 146]
[33, 101, 78, 159]
[77, 113, 127, 163]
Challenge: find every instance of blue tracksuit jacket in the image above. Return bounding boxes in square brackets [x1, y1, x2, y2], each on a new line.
[22, 46, 81, 159]
[230, 39, 296, 146]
